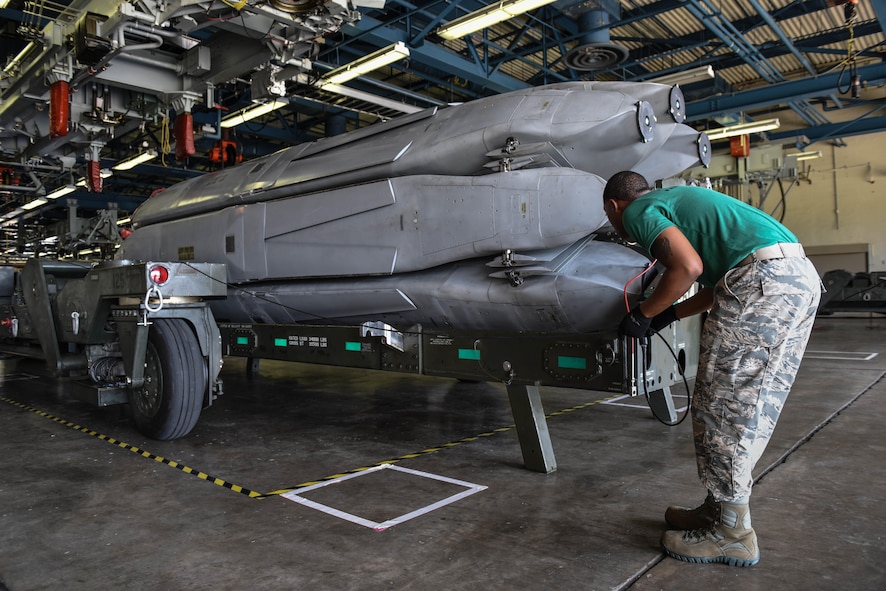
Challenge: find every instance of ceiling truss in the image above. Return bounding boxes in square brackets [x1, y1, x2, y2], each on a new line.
[0, 0, 883, 258]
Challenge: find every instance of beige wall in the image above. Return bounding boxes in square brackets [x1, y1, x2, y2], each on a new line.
[680, 91, 886, 274]
[777, 131, 886, 272]
[762, 87, 886, 272]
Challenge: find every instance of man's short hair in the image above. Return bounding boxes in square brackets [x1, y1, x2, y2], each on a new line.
[603, 170, 652, 203]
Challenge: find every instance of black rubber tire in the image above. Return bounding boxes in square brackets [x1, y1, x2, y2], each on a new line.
[128, 318, 205, 440]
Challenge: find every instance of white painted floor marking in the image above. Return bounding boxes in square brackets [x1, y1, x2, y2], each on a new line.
[602, 393, 688, 413]
[804, 350, 878, 361]
[281, 464, 487, 531]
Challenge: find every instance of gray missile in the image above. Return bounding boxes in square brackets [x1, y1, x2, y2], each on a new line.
[121, 168, 611, 282]
[118, 82, 706, 332]
[206, 236, 651, 334]
[128, 81, 709, 228]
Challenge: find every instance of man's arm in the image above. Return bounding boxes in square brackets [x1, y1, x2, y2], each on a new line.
[637, 226, 704, 318]
[674, 287, 714, 318]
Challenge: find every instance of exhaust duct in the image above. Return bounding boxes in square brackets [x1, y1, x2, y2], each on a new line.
[559, 0, 628, 71]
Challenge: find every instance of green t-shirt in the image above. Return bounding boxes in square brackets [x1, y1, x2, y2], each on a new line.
[621, 185, 798, 287]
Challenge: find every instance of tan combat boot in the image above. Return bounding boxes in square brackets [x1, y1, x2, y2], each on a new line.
[664, 492, 717, 530]
[661, 501, 760, 567]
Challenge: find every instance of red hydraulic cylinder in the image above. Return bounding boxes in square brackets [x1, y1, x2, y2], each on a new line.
[87, 159, 102, 192]
[49, 80, 70, 138]
[174, 112, 196, 160]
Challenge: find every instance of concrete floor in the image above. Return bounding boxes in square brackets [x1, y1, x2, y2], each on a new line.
[1, 315, 884, 591]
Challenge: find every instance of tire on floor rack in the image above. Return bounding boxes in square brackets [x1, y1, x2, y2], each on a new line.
[128, 318, 206, 440]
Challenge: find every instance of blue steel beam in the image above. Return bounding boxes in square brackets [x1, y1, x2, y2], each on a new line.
[687, 61, 886, 120]
[680, 0, 843, 136]
[768, 114, 886, 146]
[340, 15, 530, 94]
[587, 0, 841, 82]
[873, 0, 886, 34]
[746, 0, 816, 75]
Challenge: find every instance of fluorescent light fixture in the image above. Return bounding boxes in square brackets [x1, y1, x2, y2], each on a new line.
[3, 41, 35, 73]
[220, 99, 288, 128]
[45, 185, 76, 200]
[22, 197, 48, 210]
[113, 150, 158, 171]
[437, 0, 558, 40]
[322, 42, 410, 85]
[705, 118, 781, 140]
[0, 1, 10, 9]
[317, 82, 424, 114]
[787, 150, 822, 161]
[649, 65, 715, 86]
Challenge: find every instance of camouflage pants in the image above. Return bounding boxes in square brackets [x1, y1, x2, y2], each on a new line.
[693, 256, 821, 503]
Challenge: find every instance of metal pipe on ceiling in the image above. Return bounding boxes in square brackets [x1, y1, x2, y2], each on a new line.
[687, 61, 886, 120]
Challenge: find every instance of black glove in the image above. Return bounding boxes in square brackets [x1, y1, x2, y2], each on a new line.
[618, 306, 652, 339]
[649, 305, 679, 333]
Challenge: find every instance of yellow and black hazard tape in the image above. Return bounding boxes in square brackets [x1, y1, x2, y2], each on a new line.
[0, 395, 262, 499]
[258, 392, 625, 498]
[2, 390, 624, 501]
[547, 393, 624, 417]
[257, 427, 513, 498]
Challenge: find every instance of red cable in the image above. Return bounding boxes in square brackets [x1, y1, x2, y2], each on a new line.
[623, 259, 658, 312]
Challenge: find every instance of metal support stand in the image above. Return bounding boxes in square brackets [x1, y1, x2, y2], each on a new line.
[506, 383, 557, 473]
[646, 386, 678, 423]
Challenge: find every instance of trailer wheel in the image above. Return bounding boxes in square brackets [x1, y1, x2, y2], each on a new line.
[129, 318, 206, 440]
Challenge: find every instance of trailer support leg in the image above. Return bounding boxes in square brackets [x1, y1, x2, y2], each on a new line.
[646, 386, 678, 423]
[506, 383, 556, 474]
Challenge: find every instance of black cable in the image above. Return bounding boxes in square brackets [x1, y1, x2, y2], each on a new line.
[638, 331, 692, 427]
[768, 177, 787, 223]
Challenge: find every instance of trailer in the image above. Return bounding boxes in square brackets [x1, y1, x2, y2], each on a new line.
[0, 259, 226, 440]
[0, 82, 708, 471]
[0, 257, 699, 472]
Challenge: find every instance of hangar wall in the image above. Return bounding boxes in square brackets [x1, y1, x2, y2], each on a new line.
[778, 130, 886, 274]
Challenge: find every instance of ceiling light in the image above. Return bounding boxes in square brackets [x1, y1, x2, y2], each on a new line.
[437, 0, 558, 40]
[705, 118, 781, 140]
[649, 65, 715, 86]
[220, 99, 289, 128]
[22, 197, 48, 210]
[317, 83, 424, 114]
[787, 150, 822, 161]
[322, 42, 410, 85]
[45, 185, 76, 200]
[112, 150, 158, 171]
[3, 41, 35, 73]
